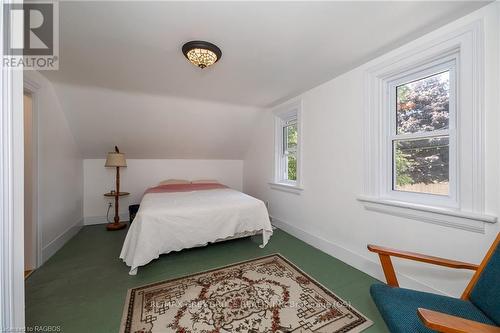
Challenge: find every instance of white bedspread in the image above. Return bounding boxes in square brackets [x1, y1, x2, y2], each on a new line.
[119, 188, 273, 274]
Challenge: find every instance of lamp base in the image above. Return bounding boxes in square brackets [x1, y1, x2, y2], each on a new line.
[106, 222, 127, 231]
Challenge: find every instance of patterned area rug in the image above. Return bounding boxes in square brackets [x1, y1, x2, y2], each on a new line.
[120, 254, 373, 333]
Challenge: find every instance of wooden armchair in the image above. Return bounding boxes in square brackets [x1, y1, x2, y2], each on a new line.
[368, 232, 500, 333]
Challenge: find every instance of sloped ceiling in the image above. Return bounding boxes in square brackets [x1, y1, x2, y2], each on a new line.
[42, 1, 489, 159]
[53, 83, 264, 159]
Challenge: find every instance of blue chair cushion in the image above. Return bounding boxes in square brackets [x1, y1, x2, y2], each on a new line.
[470, 245, 500, 325]
[370, 283, 495, 333]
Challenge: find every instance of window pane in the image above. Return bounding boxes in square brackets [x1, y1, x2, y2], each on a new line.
[394, 136, 449, 195]
[397, 71, 449, 134]
[285, 123, 297, 152]
[282, 122, 297, 181]
[287, 153, 297, 181]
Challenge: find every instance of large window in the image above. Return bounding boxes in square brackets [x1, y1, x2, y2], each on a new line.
[273, 101, 302, 190]
[359, 21, 496, 231]
[390, 64, 455, 199]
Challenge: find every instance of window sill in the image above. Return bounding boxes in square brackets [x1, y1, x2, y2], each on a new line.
[268, 182, 303, 195]
[357, 196, 497, 233]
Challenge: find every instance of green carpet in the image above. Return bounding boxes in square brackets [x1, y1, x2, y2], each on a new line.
[25, 225, 389, 332]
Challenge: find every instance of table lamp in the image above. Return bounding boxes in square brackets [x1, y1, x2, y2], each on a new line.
[105, 146, 127, 231]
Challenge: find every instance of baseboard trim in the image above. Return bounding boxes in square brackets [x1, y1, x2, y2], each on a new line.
[270, 215, 450, 296]
[84, 213, 128, 225]
[41, 218, 84, 264]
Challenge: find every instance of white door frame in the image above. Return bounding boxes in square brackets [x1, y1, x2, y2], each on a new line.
[23, 80, 41, 268]
[1, 0, 26, 330]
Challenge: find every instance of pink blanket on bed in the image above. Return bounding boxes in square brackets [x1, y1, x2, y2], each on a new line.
[144, 183, 228, 195]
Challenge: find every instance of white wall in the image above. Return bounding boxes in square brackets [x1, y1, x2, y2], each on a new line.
[243, 3, 499, 297]
[24, 71, 84, 264]
[83, 159, 243, 223]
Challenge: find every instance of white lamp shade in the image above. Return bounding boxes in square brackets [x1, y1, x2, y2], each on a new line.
[105, 152, 127, 167]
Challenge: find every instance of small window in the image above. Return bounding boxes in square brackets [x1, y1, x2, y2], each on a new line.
[274, 101, 301, 187]
[391, 68, 454, 197]
[282, 118, 298, 181]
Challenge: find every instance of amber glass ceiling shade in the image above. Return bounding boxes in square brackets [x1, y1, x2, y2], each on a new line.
[182, 41, 222, 69]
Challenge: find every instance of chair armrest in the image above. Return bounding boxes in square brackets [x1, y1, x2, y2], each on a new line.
[418, 308, 500, 333]
[368, 244, 479, 270]
[367, 244, 478, 286]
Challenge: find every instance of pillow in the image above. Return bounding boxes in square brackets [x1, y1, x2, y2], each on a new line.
[191, 179, 219, 184]
[158, 179, 190, 186]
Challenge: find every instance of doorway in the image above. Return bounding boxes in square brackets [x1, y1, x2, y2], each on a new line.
[24, 91, 36, 278]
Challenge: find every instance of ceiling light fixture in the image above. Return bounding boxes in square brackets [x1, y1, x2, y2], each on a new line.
[182, 41, 222, 69]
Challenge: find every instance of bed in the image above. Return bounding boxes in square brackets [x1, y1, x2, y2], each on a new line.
[119, 182, 273, 275]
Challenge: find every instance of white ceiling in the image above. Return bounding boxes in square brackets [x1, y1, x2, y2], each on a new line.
[43, 1, 489, 107]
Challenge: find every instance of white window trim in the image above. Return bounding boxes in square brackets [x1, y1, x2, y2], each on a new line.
[359, 20, 497, 233]
[271, 100, 303, 193]
[383, 56, 458, 208]
[268, 182, 304, 195]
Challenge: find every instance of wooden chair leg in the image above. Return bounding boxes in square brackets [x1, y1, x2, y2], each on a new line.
[379, 254, 399, 287]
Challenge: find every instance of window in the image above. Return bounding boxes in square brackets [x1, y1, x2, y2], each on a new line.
[272, 101, 302, 191]
[388, 62, 456, 204]
[282, 117, 298, 182]
[359, 21, 497, 231]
